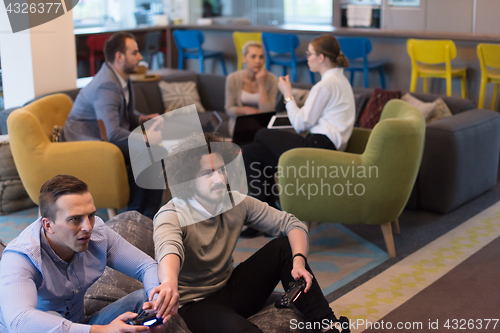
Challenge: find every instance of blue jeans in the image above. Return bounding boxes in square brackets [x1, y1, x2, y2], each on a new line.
[83, 289, 148, 326]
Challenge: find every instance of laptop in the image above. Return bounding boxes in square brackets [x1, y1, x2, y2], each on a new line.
[231, 112, 276, 146]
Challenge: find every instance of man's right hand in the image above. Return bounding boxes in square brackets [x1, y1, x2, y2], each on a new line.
[146, 280, 180, 323]
[144, 118, 163, 145]
[90, 312, 149, 333]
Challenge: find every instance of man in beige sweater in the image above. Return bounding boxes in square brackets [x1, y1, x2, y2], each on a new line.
[149, 133, 348, 333]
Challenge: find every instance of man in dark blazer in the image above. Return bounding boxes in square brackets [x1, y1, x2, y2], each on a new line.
[63, 32, 164, 219]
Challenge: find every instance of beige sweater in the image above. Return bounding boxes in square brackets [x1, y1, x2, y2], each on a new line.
[153, 192, 308, 304]
[224, 70, 279, 116]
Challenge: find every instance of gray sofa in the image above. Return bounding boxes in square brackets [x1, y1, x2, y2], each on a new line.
[350, 88, 500, 214]
[2, 71, 499, 214]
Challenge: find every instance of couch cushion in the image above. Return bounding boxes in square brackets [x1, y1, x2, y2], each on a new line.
[401, 93, 437, 119]
[426, 97, 453, 124]
[197, 74, 226, 112]
[358, 88, 401, 129]
[158, 81, 205, 113]
[134, 81, 165, 115]
[409, 92, 475, 115]
[84, 211, 155, 316]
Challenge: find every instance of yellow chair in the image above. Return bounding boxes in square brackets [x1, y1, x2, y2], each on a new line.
[407, 39, 467, 98]
[233, 32, 263, 70]
[477, 43, 500, 110]
[7, 94, 129, 219]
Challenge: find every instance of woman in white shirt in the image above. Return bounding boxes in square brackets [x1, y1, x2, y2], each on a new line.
[225, 41, 278, 136]
[242, 34, 355, 214]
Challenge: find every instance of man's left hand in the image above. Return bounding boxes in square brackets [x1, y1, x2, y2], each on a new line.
[291, 261, 313, 293]
[141, 300, 172, 331]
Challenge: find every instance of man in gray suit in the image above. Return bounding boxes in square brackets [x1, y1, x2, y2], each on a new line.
[64, 32, 165, 219]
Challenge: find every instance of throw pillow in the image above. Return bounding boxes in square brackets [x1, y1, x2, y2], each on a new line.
[401, 93, 437, 119]
[358, 88, 401, 129]
[291, 88, 310, 108]
[158, 81, 205, 113]
[426, 98, 453, 124]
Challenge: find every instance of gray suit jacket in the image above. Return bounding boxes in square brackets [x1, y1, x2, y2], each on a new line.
[63, 63, 141, 144]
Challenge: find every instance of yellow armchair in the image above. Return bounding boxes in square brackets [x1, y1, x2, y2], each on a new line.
[7, 93, 129, 218]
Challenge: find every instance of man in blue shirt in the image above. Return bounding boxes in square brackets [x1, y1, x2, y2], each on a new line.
[0, 175, 170, 333]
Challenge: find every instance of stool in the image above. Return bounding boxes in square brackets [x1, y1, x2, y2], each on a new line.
[173, 30, 227, 75]
[407, 39, 467, 98]
[337, 37, 387, 88]
[261, 32, 315, 84]
[87, 34, 112, 76]
[477, 43, 500, 110]
[233, 32, 262, 70]
[142, 31, 162, 70]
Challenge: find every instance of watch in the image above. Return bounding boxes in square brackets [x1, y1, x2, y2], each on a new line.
[284, 96, 294, 104]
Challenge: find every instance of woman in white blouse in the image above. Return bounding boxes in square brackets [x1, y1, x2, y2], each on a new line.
[242, 34, 355, 213]
[225, 41, 278, 136]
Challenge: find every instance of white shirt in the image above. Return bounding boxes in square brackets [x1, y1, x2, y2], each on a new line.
[285, 68, 355, 151]
[241, 90, 260, 107]
[110, 65, 130, 105]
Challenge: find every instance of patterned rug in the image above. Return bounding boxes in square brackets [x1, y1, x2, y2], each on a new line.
[234, 223, 390, 295]
[1, 207, 390, 297]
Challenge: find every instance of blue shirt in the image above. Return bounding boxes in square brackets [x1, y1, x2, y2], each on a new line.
[0, 217, 160, 333]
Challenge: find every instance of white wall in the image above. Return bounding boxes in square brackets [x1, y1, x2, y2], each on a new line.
[0, 1, 77, 108]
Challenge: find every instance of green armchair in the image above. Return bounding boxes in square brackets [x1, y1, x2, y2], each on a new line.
[277, 100, 425, 257]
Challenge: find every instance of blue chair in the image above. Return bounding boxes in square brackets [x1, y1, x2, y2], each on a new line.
[262, 32, 315, 84]
[337, 37, 387, 88]
[173, 30, 227, 75]
[142, 31, 162, 69]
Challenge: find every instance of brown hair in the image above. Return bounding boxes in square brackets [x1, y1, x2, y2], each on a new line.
[104, 32, 136, 63]
[165, 132, 239, 199]
[310, 34, 349, 68]
[39, 175, 89, 221]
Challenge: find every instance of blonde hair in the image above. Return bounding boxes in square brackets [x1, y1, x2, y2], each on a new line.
[310, 34, 349, 68]
[242, 41, 264, 56]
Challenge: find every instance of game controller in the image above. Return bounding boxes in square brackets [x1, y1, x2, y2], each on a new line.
[125, 313, 163, 327]
[275, 277, 306, 308]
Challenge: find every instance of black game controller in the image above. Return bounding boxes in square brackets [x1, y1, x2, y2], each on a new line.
[126, 313, 163, 327]
[275, 278, 306, 308]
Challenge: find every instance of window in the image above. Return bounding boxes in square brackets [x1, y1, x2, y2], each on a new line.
[284, 0, 333, 25]
[72, 0, 107, 27]
[388, 0, 420, 7]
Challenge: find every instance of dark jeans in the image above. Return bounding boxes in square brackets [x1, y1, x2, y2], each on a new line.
[83, 289, 148, 325]
[115, 139, 165, 220]
[242, 129, 336, 206]
[178, 237, 336, 333]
